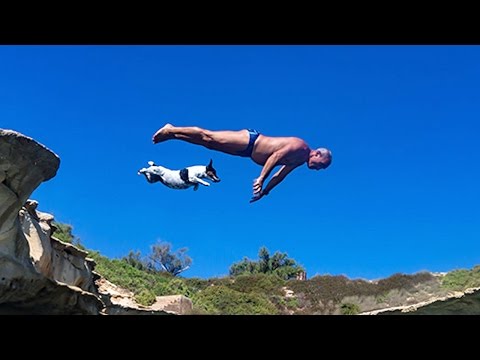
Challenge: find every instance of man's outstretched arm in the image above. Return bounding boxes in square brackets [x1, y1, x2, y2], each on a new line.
[252, 150, 287, 195]
[253, 147, 291, 196]
[250, 165, 297, 203]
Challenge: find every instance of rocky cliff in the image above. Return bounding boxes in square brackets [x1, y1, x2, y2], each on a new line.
[0, 129, 104, 314]
[0, 129, 190, 314]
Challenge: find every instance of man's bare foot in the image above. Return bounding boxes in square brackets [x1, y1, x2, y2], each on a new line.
[152, 123, 174, 143]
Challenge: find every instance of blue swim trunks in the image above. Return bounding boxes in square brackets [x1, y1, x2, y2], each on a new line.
[238, 129, 260, 158]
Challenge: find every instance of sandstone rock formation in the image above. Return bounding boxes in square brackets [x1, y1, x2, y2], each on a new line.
[0, 130, 59, 263]
[0, 129, 190, 315]
[0, 129, 103, 314]
[97, 278, 192, 315]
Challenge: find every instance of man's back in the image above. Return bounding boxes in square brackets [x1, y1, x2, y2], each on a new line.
[251, 135, 310, 166]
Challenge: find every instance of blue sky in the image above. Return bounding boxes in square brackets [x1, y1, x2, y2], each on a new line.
[2, 45, 479, 280]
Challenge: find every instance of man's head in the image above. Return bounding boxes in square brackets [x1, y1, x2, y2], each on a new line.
[307, 147, 332, 170]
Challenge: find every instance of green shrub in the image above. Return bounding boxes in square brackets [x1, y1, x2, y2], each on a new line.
[52, 221, 86, 249]
[285, 297, 299, 309]
[135, 289, 157, 306]
[51, 222, 74, 243]
[375, 293, 389, 304]
[227, 273, 286, 296]
[165, 278, 194, 297]
[192, 285, 279, 315]
[341, 302, 360, 315]
[89, 251, 202, 303]
[89, 251, 171, 296]
[184, 277, 211, 292]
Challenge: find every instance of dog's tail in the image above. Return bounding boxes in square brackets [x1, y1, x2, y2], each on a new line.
[148, 160, 155, 166]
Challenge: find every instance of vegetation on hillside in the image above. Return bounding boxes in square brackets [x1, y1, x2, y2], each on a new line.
[441, 266, 480, 290]
[122, 242, 192, 276]
[288, 272, 437, 314]
[52, 221, 480, 314]
[192, 284, 279, 315]
[89, 251, 197, 306]
[51, 221, 85, 249]
[229, 246, 304, 280]
[149, 242, 192, 276]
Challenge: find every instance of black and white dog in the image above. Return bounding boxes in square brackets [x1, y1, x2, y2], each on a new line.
[138, 159, 221, 191]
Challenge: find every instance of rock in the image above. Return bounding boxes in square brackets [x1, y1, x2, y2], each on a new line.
[0, 129, 102, 314]
[0, 128, 191, 314]
[150, 295, 193, 314]
[0, 129, 59, 259]
[96, 277, 192, 315]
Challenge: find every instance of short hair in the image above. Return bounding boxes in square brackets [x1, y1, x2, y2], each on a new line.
[317, 148, 332, 168]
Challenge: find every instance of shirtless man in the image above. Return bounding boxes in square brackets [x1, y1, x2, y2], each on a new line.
[152, 124, 332, 203]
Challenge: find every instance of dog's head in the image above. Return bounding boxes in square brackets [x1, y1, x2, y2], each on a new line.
[205, 159, 221, 183]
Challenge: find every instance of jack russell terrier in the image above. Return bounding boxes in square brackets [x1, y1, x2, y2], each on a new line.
[138, 159, 221, 191]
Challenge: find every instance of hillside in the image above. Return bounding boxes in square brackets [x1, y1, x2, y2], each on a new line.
[83, 237, 480, 315]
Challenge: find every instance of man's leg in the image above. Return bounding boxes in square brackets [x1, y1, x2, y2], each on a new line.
[152, 124, 250, 156]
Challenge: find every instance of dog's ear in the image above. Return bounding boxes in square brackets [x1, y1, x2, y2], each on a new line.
[207, 159, 213, 168]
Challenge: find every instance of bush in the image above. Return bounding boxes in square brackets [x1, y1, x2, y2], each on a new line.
[340, 303, 360, 315]
[183, 277, 212, 292]
[228, 273, 286, 296]
[285, 297, 299, 309]
[89, 251, 172, 296]
[192, 285, 279, 315]
[52, 221, 85, 249]
[164, 278, 194, 297]
[90, 251, 203, 306]
[135, 289, 157, 306]
[375, 293, 389, 304]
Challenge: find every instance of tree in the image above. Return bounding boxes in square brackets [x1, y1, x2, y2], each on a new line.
[122, 250, 149, 271]
[229, 257, 259, 276]
[229, 247, 304, 280]
[149, 242, 192, 276]
[258, 247, 271, 273]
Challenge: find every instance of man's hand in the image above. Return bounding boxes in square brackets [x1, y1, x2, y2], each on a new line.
[250, 178, 268, 203]
[250, 191, 265, 203]
[253, 178, 264, 196]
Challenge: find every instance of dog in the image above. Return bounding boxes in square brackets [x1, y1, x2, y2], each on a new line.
[138, 159, 221, 191]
